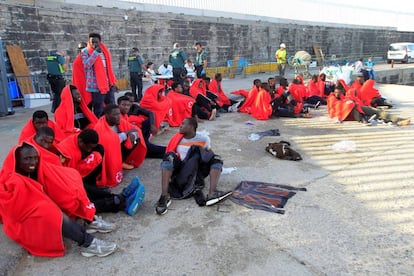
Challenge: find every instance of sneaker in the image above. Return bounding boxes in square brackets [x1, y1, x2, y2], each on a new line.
[314, 101, 321, 110]
[209, 108, 217, 121]
[396, 118, 411, 126]
[193, 190, 206, 206]
[155, 195, 171, 215]
[121, 176, 140, 198]
[86, 215, 117, 234]
[81, 238, 117, 257]
[125, 180, 146, 216]
[205, 190, 233, 206]
[368, 114, 377, 123]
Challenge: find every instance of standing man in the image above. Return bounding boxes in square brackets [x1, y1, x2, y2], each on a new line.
[81, 33, 117, 118]
[128, 48, 146, 102]
[275, 43, 287, 77]
[46, 50, 69, 113]
[194, 42, 208, 79]
[169, 42, 187, 86]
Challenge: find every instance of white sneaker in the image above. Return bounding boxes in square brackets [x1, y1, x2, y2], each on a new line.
[81, 238, 117, 257]
[86, 215, 117, 234]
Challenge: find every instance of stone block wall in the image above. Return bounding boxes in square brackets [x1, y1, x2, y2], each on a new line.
[1, 0, 414, 78]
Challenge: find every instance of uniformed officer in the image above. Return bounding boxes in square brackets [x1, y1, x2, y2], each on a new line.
[128, 48, 146, 102]
[194, 42, 208, 78]
[46, 50, 69, 112]
[169, 43, 187, 87]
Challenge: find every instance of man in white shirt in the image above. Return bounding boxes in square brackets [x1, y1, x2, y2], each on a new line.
[155, 117, 232, 215]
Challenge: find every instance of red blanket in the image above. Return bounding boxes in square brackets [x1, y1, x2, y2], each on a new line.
[54, 85, 98, 136]
[360, 80, 381, 106]
[189, 79, 207, 98]
[28, 136, 62, 166]
[230, 89, 249, 98]
[166, 91, 195, 127]
[72, 54, 91, 105]
[0, 148, 65, 257]
[19, 119, 66, 147]
[119, 117, 147, 168]
[289, 83, 306, 114]
[58, 133, 103, 178]
[94, 116, 147, 187]
[209, 79, 231, 107]
[94, 117, 123, 187]
[307, 80, 321, 98]
[0, 143, 96, 257]
[139, 84, 171, 129]
[327, 94, 356, 121]
[86, 42, 117, 94]
[239, 86, 259, 114]
[166, 132, 184, 155]
[250, 89, 272, 120]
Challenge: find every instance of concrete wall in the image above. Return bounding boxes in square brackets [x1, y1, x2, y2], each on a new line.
[1, 0, 414, 77]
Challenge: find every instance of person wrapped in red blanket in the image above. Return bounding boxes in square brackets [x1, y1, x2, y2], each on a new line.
[59, 128, 146, 215]
[139, 84, 171, 131]
[189, 79, 217, 120]
[359, 79, 393, 108]
[94, 104, 147, 187]
[0, 143, 117, 258]
[239, 79, 262, 114]
[166, 82, 195, 127]
[327, 82, 365, 123]
[54, 85, 98, 137]
[19, 110, 66, 150]
[80, 33, 117, 117]
[28, 126, 63, 166]
[209, 73, 239, 112]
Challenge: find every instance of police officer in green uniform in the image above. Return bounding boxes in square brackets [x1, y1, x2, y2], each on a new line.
[194, 42, 208, 78]
[46, 50, 68, 112]
[128, 48, 146, 102]
[169, 42, 187, 86]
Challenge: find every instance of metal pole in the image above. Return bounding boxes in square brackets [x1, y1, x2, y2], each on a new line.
[0, 36, 12, 117]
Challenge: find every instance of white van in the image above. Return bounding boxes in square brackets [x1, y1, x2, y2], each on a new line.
[387, 42, 414, 64]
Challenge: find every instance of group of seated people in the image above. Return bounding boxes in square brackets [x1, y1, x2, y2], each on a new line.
[327, 74, 410, 126]
[230, 71, 409, 127]
[1, 66, 410, 259]
[0, 75, 235, 258]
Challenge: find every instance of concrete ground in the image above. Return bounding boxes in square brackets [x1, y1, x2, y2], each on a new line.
[1, 68, 414, 275]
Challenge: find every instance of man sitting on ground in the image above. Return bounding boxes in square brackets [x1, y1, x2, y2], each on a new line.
[54, 84, 98, 136]
[94, 104, 147, 187]
[156, 117, 232, 215]
[19, 110, 66, 147]
[0, 143, 117, 258]
[29, 126, 63, 166]
[59, 129, 144, 215]
[118, 95, 166, 159]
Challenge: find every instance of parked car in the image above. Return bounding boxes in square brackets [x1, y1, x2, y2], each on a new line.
[387, 42, 414, 64]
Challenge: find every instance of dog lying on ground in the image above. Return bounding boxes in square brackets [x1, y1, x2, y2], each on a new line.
[265, 141, 302, 161]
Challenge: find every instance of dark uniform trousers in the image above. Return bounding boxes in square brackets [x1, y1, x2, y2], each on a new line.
[130, 72, 143, 102]
[47, 74, 66, 113]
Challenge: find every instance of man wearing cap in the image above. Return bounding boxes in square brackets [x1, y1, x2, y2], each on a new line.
[169, 42, 187, 86]
[275, 43, 287, 77]
[128, 48, 146, 102]
[194, 42, 208, 79]
[46, 50, 69, 113]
